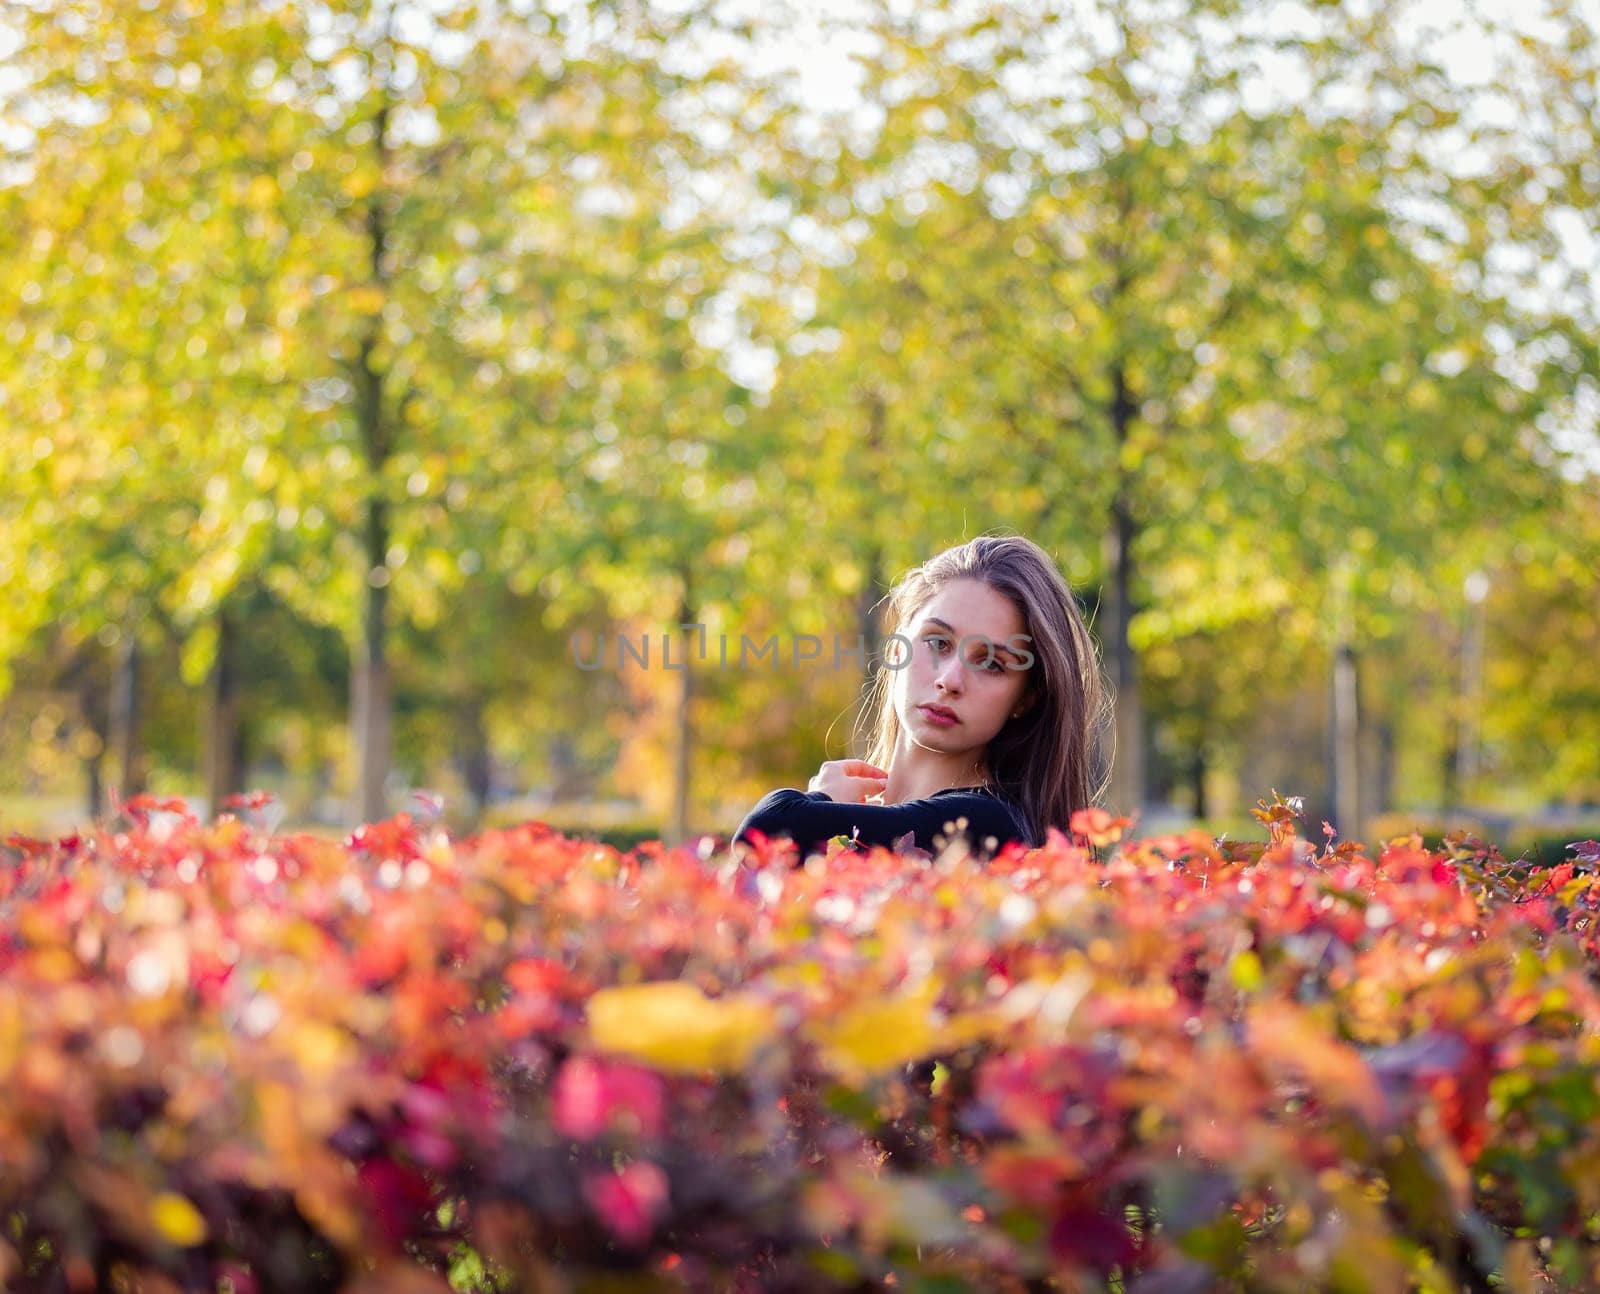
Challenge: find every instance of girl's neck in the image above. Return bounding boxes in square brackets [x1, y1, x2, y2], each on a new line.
[880, 736, 991, 805]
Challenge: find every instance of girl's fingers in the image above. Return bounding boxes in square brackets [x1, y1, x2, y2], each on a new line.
[812, 760, 888, 803]
[850, 777, 887, 799]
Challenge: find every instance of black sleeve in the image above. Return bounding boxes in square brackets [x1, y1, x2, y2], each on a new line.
[733, 787, 1029, 859]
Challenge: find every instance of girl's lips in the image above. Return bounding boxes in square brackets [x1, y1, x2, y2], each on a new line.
[919, 704, 958, 726]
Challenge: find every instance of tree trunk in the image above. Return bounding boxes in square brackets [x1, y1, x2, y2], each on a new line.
[1102, 364, 1143, 814]
[107, 635, 144, 809]
[1373, 717, 1396, 821]
[850, 390, 889, 750]
[669, 570, 694, 847]
[84, 750, 104, 822]
[858, 543, 884, 677]
[455, 694, 492, 826]
[548, 735, 581, 801]
[77, 671, 109, 821]
[1190, 746, 1208, 820]
[854, 541, 884, 745]
[205, 608, 242, 815]
[1330, 641, 1360, 836]
[350, 88, 394, 827]
[351, 503, 393, 825]
[1455, 591, 1487, 805]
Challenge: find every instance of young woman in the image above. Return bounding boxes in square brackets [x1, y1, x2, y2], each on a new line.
[733, 533, 1111, 861]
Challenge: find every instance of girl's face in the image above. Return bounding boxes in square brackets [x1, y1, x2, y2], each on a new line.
[890, 578, 1034, 771]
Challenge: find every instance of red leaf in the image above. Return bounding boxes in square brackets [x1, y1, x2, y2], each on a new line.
[554, 1057, 665, 1142]
[583, 1161, 669, 1247]
[1069, 808, 1132, 848]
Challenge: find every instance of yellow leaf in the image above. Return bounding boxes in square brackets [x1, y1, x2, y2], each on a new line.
[0, 990, 19, 1081]
[586, 981, 774, 1075]
[294, 1162, 366, 1250]
[150, 1192, 207, 1247]
[810, 978, 941, 1078]
[288, 1020, 352, 1079]
[346, 285, 385, 316]
[28, 947, 78, 983]
[283, 918, 327, 960]
[1247, 1002, 1386, 1128]
[1228, 949, 1263, 991]
[1499, 1240, 1543, 1294]
[343, 168, 377, 202]
[258, 1079, 312, 1175]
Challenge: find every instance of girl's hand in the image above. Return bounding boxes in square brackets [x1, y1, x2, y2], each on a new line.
[808, 759, 888, 804]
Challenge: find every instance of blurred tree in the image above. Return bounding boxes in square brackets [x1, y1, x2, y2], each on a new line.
[774, 0, 1330, 813]
[1, 0, 767, 824]
[3, 0, 1596, 835]
[763, 0, 1590, 821]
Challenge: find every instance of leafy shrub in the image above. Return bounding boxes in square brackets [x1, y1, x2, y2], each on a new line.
[1367, 811, 1600, 869]
[480, 802, 662, 852]
[1, 794, 1598, 1291]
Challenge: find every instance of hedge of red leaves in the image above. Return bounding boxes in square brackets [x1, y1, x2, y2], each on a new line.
[2, 793, 1600, 1293]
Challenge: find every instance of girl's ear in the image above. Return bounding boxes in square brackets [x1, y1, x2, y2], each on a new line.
[1010, 693, 1036, 720]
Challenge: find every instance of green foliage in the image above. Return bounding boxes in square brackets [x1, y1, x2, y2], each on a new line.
[0, 0, 1597, 826]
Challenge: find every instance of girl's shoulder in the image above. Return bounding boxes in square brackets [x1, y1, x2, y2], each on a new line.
[929, 784, 1036, 849]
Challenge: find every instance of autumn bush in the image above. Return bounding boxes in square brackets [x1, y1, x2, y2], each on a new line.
[2, 794, 1599, 1293]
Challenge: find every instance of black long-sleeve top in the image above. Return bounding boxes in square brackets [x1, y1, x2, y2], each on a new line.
[733, 785, 1036, 860]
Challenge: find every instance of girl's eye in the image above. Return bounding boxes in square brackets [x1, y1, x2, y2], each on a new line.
[925, 635, 1005, 672]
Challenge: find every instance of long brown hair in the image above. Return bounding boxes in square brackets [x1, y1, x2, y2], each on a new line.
[856, 534, 1112, 845]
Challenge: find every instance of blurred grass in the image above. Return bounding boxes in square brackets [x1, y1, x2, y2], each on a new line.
[15, 792, 1586, 863]
[0, 793, 87, 837]
[0, 791, 669, 852]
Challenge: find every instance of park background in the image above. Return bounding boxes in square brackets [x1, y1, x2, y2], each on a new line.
[2, 0, 1598, 853]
